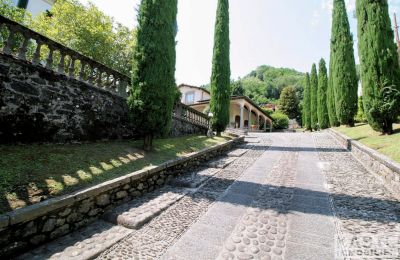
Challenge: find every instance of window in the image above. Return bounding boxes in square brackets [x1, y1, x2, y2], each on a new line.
[185, 92, 195, 104]
[17, 0, 29, 9]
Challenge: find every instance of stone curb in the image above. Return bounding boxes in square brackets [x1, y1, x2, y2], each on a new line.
[0, 135, 244, 231]
[328, 128, 400, 197]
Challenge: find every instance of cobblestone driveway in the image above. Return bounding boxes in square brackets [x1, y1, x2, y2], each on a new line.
[20, 132, 400, 260]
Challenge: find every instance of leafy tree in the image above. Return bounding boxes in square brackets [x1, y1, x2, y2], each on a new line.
[29, 0, 136, 75]
[356, 0, 400, 134]
[330, 0, 358, 127]
[0, 0, 28, 23]
[279, 86, 299, 119]
[231, 79, 244, 96]
[355, 96, 367, 123]
[128, 0, 177, 150]
[317, 59, 330, 129]
[210, 0, 230, 136]
[310, 64, 318, 130]
[303, 73, 312, 130]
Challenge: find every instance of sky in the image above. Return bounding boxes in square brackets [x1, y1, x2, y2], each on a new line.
[78, 0, 400, 86]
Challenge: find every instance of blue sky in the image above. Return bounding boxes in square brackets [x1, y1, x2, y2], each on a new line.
[79, 0, 400, 86]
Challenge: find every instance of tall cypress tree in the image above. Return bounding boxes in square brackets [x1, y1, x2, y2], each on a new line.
[327, 55, 340, 127]
[210, 0, 231, 136]
[356, 0, 400, 134]
[303, 73, 312, 130]
[317, 59, 330, 129]
[310, 64, 319, 130]
[330, 0, 358, 126]
[128, 0, 177, 150]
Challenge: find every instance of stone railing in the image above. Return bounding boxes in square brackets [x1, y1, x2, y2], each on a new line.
[0, 15, 129, 97]
[173, 103, 210, 128]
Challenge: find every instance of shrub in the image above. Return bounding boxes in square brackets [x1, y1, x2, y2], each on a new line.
[271, 112, 289, 130]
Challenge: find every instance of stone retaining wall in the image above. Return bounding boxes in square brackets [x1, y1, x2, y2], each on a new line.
[0, 136, 244, 257]
[328, 129, 400, 198]
[0, 54, 207, 143]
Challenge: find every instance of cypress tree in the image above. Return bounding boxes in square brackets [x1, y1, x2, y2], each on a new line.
[327, 55, 340, 127]
[310, 64, 319, 130]
[331, 0, 358, 127]
[356, 0, 400, 134]
[317, 59, 330, 129]
[210, 0, 231, 136]
[128, 0, 177, 150]
[303, 73, 312, 130]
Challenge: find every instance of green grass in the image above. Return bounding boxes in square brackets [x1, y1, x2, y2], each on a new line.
[334, 123, 400, 163]
[0, 135, 230, 214]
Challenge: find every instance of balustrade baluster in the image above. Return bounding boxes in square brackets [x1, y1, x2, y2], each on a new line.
[88, 65, 95, 84]
[79, 61, 86, 80]
[45, 46, 54, 69]
[3, 25, 15, 55]
[58, 52, 65, 73]
[96, 70, 103, 87]
[32, 42, 42, 65]
[17, 33, 29, 60]
[68, 57, 75, 77]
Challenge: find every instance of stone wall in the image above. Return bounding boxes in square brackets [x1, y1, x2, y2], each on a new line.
[329, 129, 400, 199]
[0, 136, 244, 257]
[0, 54, 208, 143]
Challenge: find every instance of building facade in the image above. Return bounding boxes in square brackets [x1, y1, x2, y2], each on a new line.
[178, 84, 272, 132]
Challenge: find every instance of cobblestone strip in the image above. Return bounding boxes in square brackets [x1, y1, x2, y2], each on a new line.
[217, 137, 299, 260]
[97, 138, 272, 260]
[314, 132, 400, 259]
[18, 220, 134, 260]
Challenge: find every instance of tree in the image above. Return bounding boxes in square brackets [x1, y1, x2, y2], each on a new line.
[231, 79, 244, 96]
[356, 0, 400, 134]
[310, 64, 318, 130]
[355, 96, 367, 123]
[317, 59, 330, 129]
[29, 0, 136, 75]
[330, 0, 358, 127]
[279, 86, 299, 119]
[210, 0, 230, 136]
[327, 55, 340, 127]
[303, 73, 312, 130]
[128, 0, 177, 150]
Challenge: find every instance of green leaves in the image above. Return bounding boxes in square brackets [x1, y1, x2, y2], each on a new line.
[356, 0, 400, 134]
[317, 59, 330, 129]
[210, 0, 231, 134]
[279, 86, 300, 120]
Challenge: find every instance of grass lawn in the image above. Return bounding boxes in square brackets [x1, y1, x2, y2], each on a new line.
[334, 123, 400, 164]
[0, 135, 231, 214]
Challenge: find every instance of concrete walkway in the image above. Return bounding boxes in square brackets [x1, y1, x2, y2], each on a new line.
[20, 132, 400, 259]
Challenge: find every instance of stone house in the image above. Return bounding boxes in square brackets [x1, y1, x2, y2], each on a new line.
[179, 84, 273, 131]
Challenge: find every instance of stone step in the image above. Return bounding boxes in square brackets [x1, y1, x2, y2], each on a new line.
[227, 148, 248, 157]
[170, 167, 221, 188]
[206, 157, 237, 169]
[102, 186, 189, 229]
[18, 220, 133, 260]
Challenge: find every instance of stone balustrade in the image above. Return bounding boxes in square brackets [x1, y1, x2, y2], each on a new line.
[173, 103, 210, 128]
[0, 15, 129, 97]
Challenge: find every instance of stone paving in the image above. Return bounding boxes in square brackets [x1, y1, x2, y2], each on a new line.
[17, 132, 400, 260]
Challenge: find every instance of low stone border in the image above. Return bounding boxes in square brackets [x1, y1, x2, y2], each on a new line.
[328, 129, 400, 198]
[0, 135, 244, 257]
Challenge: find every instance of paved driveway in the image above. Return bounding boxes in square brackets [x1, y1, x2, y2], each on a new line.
[21, 132, 400, 260]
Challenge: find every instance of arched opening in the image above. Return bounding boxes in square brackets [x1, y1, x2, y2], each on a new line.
[234, 115, 240, 128]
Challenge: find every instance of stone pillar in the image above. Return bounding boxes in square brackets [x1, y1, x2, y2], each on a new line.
[240, 104, 244, 129]
[248, 108, 252, 130]
[257, 113, 260, 130]
[264, 117, 267, 131]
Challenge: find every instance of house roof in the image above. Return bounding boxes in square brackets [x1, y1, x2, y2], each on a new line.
[178, 84, 210, 94]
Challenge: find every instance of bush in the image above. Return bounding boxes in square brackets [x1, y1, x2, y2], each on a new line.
[271, 112, 289, 130]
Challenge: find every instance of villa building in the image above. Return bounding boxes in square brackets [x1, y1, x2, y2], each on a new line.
[12, 0, 56, 16]
[178, 84, 272, 131]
